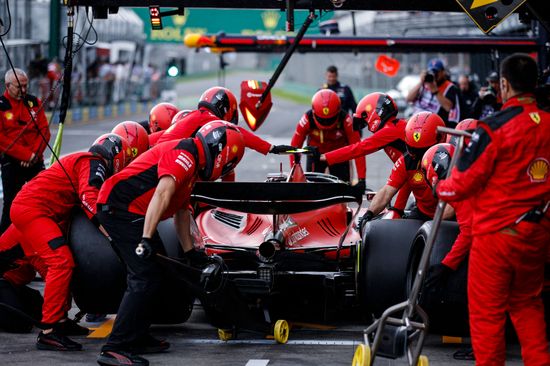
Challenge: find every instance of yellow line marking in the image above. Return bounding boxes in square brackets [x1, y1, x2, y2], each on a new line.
[290, 322, 337, 331]
[87, 318, 115, 339]
[442, 336, 463, 344]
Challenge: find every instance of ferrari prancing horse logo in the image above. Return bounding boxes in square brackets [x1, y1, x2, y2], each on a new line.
[322, 107, 330, 116]
[529, 112, 541, 124]
[413, 132, 421, 142]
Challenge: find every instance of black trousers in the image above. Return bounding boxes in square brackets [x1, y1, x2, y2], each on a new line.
[0, 155, 44, 234]
[97, 209, 165, 351]
[403, 204, 433, 221]
[306, 155, 350, 182]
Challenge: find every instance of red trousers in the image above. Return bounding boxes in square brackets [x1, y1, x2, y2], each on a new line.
[1, 224, 48, 286]
[468, 221, 550, 366]
[10, 204, 73, 325]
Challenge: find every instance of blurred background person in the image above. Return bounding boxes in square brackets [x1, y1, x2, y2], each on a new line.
[322, 65, 357, 115]
[407, 58, 461, 127]
[458, 74, 477, 119]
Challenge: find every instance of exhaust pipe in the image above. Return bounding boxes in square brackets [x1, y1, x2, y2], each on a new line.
[258, 231, 284, 261]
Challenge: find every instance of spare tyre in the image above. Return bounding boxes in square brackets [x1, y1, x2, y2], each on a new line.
[358, 219, 424, 316]
[69, 210, 193, 323]
[408, 220, 468, 336]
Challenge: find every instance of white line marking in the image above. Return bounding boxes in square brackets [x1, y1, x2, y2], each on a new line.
[177, 339, 358, 346]
[245, 360, 270, 366]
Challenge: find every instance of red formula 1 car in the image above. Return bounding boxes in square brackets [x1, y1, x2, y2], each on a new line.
[66, 156, 483, 338]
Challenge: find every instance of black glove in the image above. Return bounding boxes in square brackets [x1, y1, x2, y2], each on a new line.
[135, 238, 155, 259]
[358, 210, 374, 231]
[303, 146, 320, 161]
[0, 244, 25, 276]
[182, 248, 209, 268]
[424, 263, 452, 292]
[354, 179, 366, 195]
[269, 145, 296, 154]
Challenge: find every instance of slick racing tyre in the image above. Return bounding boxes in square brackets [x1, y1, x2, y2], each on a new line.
[358, 219, 424, 316]
[69, 210, 193, 324]
[408, 220, 468, 336]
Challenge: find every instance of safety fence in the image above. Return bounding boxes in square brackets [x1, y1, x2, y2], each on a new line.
[45, 100, 156, 125]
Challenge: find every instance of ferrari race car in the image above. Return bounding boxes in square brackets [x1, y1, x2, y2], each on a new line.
[68, 158, 470, 337]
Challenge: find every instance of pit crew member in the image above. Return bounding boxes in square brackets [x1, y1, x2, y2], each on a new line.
[290, 89, 366, 183]
[436, 53, 550, 366]
[96, 121, 246, 366]
[9, 134, 130, 351]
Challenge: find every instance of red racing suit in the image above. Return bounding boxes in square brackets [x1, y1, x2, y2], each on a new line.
[9, 152, 109, 324]
[156, 107, 271, 181]
[98, 139, 202, 220]
[290, 110, 366, 180]
[437, 94, 550, 366]
[148, 130, 164, 147]
[0, 224, 47, 286]
[324, 117, 409, 211]
[441, 199, 472, 270]
[0, 91, 50, 161]
[387, 154, 437, 218]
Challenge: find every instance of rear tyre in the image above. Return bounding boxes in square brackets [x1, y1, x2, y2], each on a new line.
[408, 220, 468, 336]
[358, 219, 424, 316]
[69, 210, 194, 323]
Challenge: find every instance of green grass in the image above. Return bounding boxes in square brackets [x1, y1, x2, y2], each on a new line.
[271, 87, 311, 105]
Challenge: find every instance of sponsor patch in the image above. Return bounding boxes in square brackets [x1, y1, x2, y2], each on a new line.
[175, 152, 193, 171]
[412, 172, 424, 182]
[527, 157, 549, 183]
[287, 227, 309, 246]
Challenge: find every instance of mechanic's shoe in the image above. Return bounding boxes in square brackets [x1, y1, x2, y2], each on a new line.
[129, 334, 170, 354]
[453, 347, 475, 361]
[86, 313, 108, 323]
[55, 318, 90, 336]
[36, 330, 83, 351]
[97, 350, 149, 366]
[182, 248, 209, 268]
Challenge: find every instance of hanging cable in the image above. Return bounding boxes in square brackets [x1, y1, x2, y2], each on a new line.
[50, 5, 75, 165]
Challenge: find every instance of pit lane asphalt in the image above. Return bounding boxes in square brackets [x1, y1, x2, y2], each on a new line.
[0, 72, 527, 365]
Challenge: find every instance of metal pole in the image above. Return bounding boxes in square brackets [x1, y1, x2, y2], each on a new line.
[49, 0, 61, 59]
[256, 11, 317, 108]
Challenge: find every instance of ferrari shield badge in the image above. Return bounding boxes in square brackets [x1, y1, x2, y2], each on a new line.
[413, 132, 421, 142]
[529, 112, 541, 124]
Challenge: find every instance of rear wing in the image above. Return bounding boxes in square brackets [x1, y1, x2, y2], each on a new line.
[191, 182, 362, 214]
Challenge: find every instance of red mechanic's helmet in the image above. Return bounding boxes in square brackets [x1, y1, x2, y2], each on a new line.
[195, 120, 245, 181]
[447, 118, 478, 146]
[171, 109, 193, 125]
[89, 133, 131, 175]
[311, 89, 341, 130]
[421, 143, 455, 188]
[405, 112, 446, 157]
[149, 103, 179, 132]
[198, 87, 238, 124]
[112, 121, 149, 161]
[353, 92, 398, 133]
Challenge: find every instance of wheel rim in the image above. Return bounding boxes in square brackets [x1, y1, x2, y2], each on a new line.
[417, 355, 429, 366]
[218, 329, 233, 342]
[274, 320, 289, 344]
[352, 344, 370, 366]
